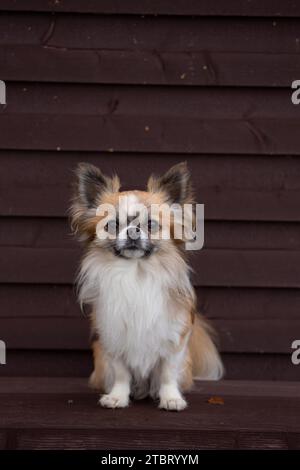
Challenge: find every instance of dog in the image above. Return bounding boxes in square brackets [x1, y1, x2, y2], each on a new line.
[70, 162, 223, 411]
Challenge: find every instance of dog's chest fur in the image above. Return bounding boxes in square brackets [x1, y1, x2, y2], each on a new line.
[90, 257, 189, 377]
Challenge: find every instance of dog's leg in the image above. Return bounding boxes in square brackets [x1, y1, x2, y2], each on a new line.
[99, 358, 131, 409]
[157, 347, 188, 411]
[89, 340, 107, 391]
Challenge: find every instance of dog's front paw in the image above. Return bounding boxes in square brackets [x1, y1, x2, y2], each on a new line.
[99, 393, 129, 409]
[159, 396, 187, 411]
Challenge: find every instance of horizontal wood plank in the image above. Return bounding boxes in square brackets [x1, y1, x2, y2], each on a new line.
[197, 287, 300, 320]
[1, 115, 299, 154]
[13, 428, 237, 450]
[0, 378, 299, 449]
[0, 84, 299, 153]
[0, 284, 79, 318]
[1, 15, 299, 53]
[1, 284, 300, 321]
[1, 247, 300, 287]
[2, 377, 300, 397]
[0, 316, 298, 353]
[0, 380, 300, 441]
[0, 350, 93, 378]
[2, 84, 298, 117]
[2, 217, 300, 250]
[15, 429, 299, 450]
[1, 351, 297, 381]
[1, 14, 300, 86]
[1, 151, 300, 221]
[0, 433, 7, 450]
[0, 1, 300, 17]
[3, 46, 299, 86]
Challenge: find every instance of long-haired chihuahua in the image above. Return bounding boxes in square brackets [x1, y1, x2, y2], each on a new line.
[70, 162, 223, 411]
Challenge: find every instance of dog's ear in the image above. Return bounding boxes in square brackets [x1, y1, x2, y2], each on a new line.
[75, 162, 120, 209]
[70, 163, 120, 239]
[147, 162, 193, 204]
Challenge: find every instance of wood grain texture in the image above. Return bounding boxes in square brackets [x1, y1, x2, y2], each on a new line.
[1, 14, 300, 86]
[14, 429, 299, 450]
[0, 378, 300, 450]
[0, 316, 298, 353]
[0, 432, 7, 450]
[1, 351, 297, 381]
[1, 151, 299, 221]
[1, 246, 300, 287]
[3, 218, 300, 251]
[0, 0, 299, 385]
[0, 84, 299, 153]
[1, 284, 300, 321]
[2, 15, 299, 52]
[0, 378, 299, 449]
[3, 377, 300, 397]
[1, 0, 300, 16]
[3, 45, 298, 87]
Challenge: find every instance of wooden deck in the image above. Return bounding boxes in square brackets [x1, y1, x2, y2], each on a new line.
[0, 378, 300, 450]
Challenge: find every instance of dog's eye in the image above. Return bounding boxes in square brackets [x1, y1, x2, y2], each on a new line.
[104, 218, 119, 233]
[148, 219, 159, 233]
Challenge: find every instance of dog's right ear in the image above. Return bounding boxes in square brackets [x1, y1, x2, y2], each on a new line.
[70, 163, 120, 240]
[75, 162, 120, 209]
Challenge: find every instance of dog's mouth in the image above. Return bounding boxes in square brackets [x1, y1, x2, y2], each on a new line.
[113, 243, 154, 259]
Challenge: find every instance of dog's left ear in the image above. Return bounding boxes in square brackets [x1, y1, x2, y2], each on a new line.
[147, 162, 193, 204]
[70, 163, 120, 240]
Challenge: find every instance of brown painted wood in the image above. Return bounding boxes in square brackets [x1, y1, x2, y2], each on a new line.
[2, 218, 300, 251]
[0, 315, 298, 353]
[0, 0, 299, 16]
[0, 432, 7, 450]
[0, 317, 90, 350]
[1, 14, 300, 87]
[1, 151, 300, 221]
[0, 84, 299, 153]
[13, 428, 237, 450]
[223, 354, 299, 381]
[2, 15, 299, 54]
[0, 0, 299, 387]
[193, 250, 300, 288]
[3, 377, 300, 398]
[14, 429, 298, 450]
[0, 350, 93, 378]
[2, 84, 297, 119]
[3, 114, 296, 154]
[3, 45, 298, 87]
[1, 246, 300, 288]
[197, 287, 300, 320]
[0, 378, 300, 451]
[1, 351, 298, 381]
[1, 284, 300, 321]
[0, 378, 300, 449]
[236, 432, 290, 450]
[0, 284, 79, 318]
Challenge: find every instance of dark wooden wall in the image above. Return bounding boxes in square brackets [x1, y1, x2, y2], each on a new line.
[0, 1, 299, 380]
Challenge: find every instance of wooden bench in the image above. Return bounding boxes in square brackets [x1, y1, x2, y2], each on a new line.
[0, 378, 300, 450]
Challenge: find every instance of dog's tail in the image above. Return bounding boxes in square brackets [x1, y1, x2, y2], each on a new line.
[189, 314, 224, 380]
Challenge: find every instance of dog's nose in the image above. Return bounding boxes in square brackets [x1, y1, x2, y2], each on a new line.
[127, 226, 141, 240]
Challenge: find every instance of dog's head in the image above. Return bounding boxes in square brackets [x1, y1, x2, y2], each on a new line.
[70, 162, 194, 259]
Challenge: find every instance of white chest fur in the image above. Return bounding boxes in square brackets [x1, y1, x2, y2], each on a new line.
[96, 261, 184, 377]
[79, 251, 192, 378]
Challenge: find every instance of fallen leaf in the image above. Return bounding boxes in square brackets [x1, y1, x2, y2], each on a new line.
[207, 396, 224, 405]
